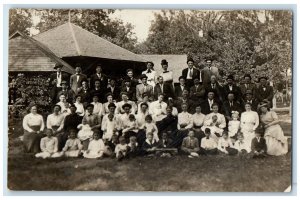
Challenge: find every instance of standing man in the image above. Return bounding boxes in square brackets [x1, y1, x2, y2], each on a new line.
[182, 58, 200, 90]
[223, 75, 243, 104]
[240, 74, 256, 97]
[70, 66, 87, 94]
[89, 64, 108, 90]
[201, 59, 220, 86]
[49, 63, 69, 104]
[136, 74, 153, 103]
[154, 76, 174, 101]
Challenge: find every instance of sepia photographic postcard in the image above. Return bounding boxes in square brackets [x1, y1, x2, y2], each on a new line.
[7, 8, 292, 192]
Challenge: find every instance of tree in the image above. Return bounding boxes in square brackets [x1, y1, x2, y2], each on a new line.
[9, 9, 33, 35]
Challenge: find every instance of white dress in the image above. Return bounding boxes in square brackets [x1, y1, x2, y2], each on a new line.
[83, 139, 105, 159]
[228, 120, 240, 137]
[240, 111, 259, 152]
[144, 123, 159, 142]
[77, 124, 94, 141]
[35, 137, 62, 158]
[62, 138, 83, 157]
[202, 113, 226, 142]
[142, 69, 157, 88]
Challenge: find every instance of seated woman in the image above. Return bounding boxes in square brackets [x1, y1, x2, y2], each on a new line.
[103, 93, 117, 115]
[173, 103, 193, 148]
[22, 104, 45, 153]
[259, 101, 288, 156]
[192, 105, 206, 143]
[46, 105, 65, 151]
[201, 103, 226, 143]
[62, 129, 83, 157]
[240, 102, 259, 153]
[35, 129, 62, 159]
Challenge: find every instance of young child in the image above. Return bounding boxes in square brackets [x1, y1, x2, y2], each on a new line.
[122, 114, 138, 142]
[233, 133, 250, 154]
[217, 132, 238, 155]
[251, 130, 267, 158]
[35, 129, 61, 159]
[228, 111, 240, 138]
[115, 136, 129, 161]
[102, 114, 118, 141]
[142, 132, 159, 156]
[62, 129, 83, 157]
[127, 136, 139, 158]
[200, 128, 218, 155]
[144, 115, 159, 142]
[83, 132, 105, 159]
[201, 115, 223, 142]
[77, 118, 94, 150]
[181, 129, 200, 158]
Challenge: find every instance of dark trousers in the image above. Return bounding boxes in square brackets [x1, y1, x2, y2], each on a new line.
[199, 147, 218, 155]
[170, 129, 188, 148]
[136, 130, 146, 148]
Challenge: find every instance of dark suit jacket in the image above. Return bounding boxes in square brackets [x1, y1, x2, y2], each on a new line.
[142, 140, 159, 150]
[190, 84, 206, 101]
[56, 89, 75, 103]
[77, 88, 92, 103]
[176, 97, 195, 113]
[49, 72, 69, 87]
[255, 85, 274, 103]
[205, 82, 224, 102]
[251, 137, 267, 152]
[89, 73, 108, 89]
[105, 86, 121, 101]
[121, 86, 136, 101]
[223, 84, 243, 103]
[200, 99, 220, 115]
[182, 68, 200, 80]
[241, 99, 259, 112]
[174, 84, 188, 99]
[157, 138, 173, 148]
[70, 74, 88, 93]
[240, 83, 256, 96]
[154, 83, 174, 101]
[121, 76, 139, 88]
[90, 88, 106, 103]
[222, 100, 242, 118]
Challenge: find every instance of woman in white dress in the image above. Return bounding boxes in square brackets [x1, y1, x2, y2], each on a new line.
[142, 61, 157, 88]
[240, 102, 259, 152]
[259, 102, 288, 156]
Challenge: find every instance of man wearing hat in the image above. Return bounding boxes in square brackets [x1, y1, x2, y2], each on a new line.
[159, 59, 174, 86]
[201, 58, 220, 85]
[89, 64, 108, 90]
[121, 77, 136, 101]
[241, 89, 259, 111]
[142, 61, 157, 88]
[182, 58, 200, 90]
[223, 74, 243, 104]
[136, 74, 153, 103]
[49, 63, 70, 104]
[70, 65, 88, 94]
[255, 76, 274, 107]
[56, 80, 75, 103]
[240, 74, 256, 97]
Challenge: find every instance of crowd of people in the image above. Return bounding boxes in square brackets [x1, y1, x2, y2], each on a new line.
[21, 58, 289, 160]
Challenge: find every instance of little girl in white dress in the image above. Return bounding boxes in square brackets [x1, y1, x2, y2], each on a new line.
[144, 115, 159, 142]
[77, 118, 93, 142]
[228, 111, 240, 138]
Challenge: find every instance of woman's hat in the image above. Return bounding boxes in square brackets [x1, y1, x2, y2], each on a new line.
[161, 59, 168, 65]
[257, 100, 270, 110]
[140, 74, 148, 80]
[108, 103, 116, 108]
[122, 103, 132, 109]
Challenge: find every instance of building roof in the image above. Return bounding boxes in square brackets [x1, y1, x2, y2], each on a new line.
[33, 22, 146, 63]
[140, 54, 188, 82]
[9, 31, 75, 74]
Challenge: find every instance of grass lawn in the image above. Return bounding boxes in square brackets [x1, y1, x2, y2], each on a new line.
[7, 114, 292, 192]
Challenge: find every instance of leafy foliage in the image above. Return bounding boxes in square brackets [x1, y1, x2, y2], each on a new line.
[9, 9, 33, 35]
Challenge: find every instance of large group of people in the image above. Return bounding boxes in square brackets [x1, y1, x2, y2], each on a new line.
[22, 58, 289, 160]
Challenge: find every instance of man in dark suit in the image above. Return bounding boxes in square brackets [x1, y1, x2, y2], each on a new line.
[154, 76, 174, 101]
[122, 68, 139, 88]
[121, 78, 136, 101]
[106, 78, 120, 101]
[49, 64, 70, 103]
[240, 74, 256, 97]
[223, 75, 243, 104]
[205, 75, 224, 103]
[174, 76, 188, 99]
[70, 66, 87, 94]
[255, 76, 274, 107]
[251, 129, 267, 158]
[89, 64, 108, 90]
[201, 59, 220, 86]
[77, 80, 92, 105]
[56, 80, 75, 103]
[200, 90, 219, 115]
[189, 78, 206, 103]
[176, 89, 194, 113]
[182, 58, 200, 89]
[90, 79, 106, 103]
[222, 92, 242, 121]
[241, 90, 259, 111]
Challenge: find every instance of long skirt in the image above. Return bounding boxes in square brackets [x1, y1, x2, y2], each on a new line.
[264, 124, 288, 156]
[23, 126, 44, 153]
[241, 130, 255, 153]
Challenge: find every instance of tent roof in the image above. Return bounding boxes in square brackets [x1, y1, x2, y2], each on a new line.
[33, 22, 146, 62]
[9, 31, 75, 74]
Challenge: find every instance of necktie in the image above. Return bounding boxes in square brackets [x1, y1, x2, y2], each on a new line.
[230, 102, 233, 107]
[147, 69, 151, 73]
[189, 69, 193, 77]
[245, 84, 248, 89]
[160, 84, 163, 92]
[212, 84, 215, 89]
[209, 67, 211, 71]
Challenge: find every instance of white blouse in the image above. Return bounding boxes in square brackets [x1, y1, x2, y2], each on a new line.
[192, 113, 206, 127]
[203, 113, 226, 129]
[22, 113, 45, 132]
[160, 71, 173, 82]
[142, 70, 157, 87]
[46, 113, 65, 132]
[177, 111, 193, 129]
[91, 102, 104, 116]
[74, 102, 85, 116]
[240, 111, 259, 132]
